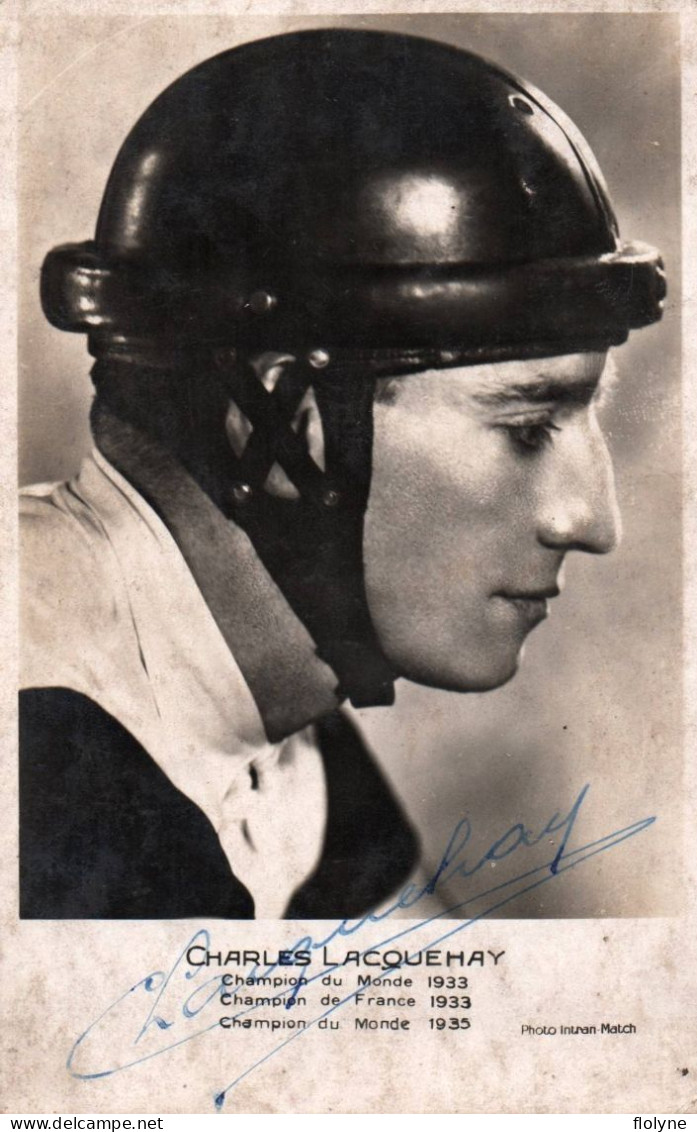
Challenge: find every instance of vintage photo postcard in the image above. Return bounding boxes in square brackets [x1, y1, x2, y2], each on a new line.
[2, 2, 696, 1115]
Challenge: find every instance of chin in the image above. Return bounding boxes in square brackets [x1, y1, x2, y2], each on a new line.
[392, 645, 524, 695]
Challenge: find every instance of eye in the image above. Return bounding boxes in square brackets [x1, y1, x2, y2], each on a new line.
[502, 418, 561, 454]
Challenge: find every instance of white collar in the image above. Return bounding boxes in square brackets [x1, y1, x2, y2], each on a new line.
[21, 451, 328, 913]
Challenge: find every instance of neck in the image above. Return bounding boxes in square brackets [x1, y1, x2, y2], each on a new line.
[92, 406, 342, 741]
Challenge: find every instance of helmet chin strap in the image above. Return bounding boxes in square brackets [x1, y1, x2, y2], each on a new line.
[91, 351, 397, 709]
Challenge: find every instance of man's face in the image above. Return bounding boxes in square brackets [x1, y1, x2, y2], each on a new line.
[364, 351, 620, 692]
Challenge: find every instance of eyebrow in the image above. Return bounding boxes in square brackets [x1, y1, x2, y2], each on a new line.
[472, 379, 601, 407]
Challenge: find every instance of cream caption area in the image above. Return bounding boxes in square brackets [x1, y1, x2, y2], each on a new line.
[8, 8, 691, 1117]
[64, 913, 654, 1110]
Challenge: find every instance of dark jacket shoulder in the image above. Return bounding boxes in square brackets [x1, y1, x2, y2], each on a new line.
[20, 687, 418, 920]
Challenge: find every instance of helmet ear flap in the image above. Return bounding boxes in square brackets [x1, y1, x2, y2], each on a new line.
[207, 352, 395, 708]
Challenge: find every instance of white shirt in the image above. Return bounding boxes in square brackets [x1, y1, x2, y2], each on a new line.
[20, 449, 328, 918]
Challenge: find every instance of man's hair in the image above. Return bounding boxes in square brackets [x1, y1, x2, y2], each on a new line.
[374, 350, 619, 409]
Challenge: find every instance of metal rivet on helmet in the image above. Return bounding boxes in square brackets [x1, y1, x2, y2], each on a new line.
[231, 482, 253, 504]
[308, 349, 331, 369]
[248, 291, 277, 315]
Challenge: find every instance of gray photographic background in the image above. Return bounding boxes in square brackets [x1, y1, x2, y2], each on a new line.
[19, 12, 681, 916]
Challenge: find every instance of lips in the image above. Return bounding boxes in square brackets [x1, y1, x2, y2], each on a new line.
[501, 587, 561, 602]
[502, 595, 548, 618]
[494, 587, 560, 625]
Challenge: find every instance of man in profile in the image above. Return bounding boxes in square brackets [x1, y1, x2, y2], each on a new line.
[19, 29, 665, 919]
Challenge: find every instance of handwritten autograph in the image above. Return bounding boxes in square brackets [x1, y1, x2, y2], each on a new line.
[65, 784, 655, 1109]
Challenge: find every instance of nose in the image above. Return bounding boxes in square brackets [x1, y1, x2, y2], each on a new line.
[536, 412, 621, 555]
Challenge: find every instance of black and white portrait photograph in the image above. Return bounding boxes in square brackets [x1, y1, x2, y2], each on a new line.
[16, 12, 681, 926]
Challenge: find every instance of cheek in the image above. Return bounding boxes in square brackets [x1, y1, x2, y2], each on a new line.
[364, 402, 547, 688]
[364, 404, 517, 632]
[367, 403, 518, 560]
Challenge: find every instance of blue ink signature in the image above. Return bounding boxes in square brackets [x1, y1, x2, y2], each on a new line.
[65, 784, 655, 1109]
